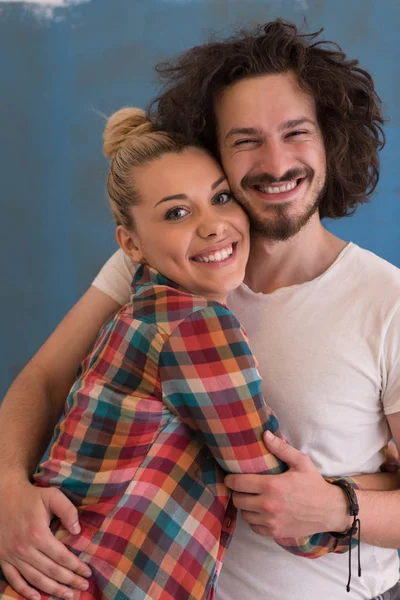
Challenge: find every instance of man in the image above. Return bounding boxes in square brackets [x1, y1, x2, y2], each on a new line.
[1, 19, 400, 600]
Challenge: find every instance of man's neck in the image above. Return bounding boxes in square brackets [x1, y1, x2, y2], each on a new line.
[244, 216, 347, 294]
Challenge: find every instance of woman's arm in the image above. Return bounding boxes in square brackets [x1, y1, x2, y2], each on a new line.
[159, 304, 286, 475]
[158, 305, 378, 558]
[0, 285, 121, 600]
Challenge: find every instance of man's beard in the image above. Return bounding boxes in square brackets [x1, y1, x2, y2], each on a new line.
[234, 167, 326, 242]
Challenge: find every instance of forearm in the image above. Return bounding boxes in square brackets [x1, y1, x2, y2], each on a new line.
[0, 361, 70, 479]
[353, 471, 400, 491]
[0, 286, 121, 481]
[356, 488, 400, 547]
[321, 472, 400, 544]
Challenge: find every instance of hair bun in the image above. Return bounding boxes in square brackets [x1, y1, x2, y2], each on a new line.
[103, 107, 153, 159]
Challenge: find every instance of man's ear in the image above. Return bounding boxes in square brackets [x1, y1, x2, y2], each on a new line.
[116, 225, 144, 263]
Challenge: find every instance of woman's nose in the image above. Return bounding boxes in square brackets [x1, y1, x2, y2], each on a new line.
[197, 217, 228, 239]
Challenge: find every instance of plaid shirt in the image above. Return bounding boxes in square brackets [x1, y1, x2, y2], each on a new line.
[0, 265, 358, 600]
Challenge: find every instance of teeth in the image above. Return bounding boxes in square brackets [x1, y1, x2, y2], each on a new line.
[194, 244, 234, 263]
[257, 180, 298, 194]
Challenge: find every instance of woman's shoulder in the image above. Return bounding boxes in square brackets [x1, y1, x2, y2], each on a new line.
[130, 281, 237, 334]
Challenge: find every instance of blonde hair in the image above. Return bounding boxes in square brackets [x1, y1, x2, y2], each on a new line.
[103, 107, 185, 228]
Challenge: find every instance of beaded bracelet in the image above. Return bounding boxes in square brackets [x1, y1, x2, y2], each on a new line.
[329, 479, 362, 592]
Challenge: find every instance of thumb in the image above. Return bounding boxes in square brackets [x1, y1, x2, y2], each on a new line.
[263, 430, 309, 470]
[45, 488, 81, 534]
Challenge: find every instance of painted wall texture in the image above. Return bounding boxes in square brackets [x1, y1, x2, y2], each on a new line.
[0, 0, 399, 399]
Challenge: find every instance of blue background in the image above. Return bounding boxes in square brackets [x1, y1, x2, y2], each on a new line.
[1, 0, 399, 399]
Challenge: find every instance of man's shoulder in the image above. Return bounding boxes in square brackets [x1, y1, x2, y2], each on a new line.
[351, 244, 400, 288]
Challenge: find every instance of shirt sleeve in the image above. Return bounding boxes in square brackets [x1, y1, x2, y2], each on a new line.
[381, 301, 400, 415]
[159, 304, 286, 475]
[92, 248, 138, 306]
[35, 316, 167, 508]
[159, 304, 359, 559]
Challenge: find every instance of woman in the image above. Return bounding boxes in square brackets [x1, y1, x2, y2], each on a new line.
[0, 108, 359, 600]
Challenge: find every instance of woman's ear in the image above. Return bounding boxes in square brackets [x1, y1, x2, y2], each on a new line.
[116, 225, 144, 263]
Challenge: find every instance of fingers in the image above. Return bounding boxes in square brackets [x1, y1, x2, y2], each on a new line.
[1, 562, 41, 600]
[7, 559, 74, 600]
[4, 556, 89, 600]
[225, 473, 271, 494]
[45, 489, 80, 535]
[36, 532, 91, 580]
[9, 531, 92, 596]
[0, 484, 91, 598]
[230, 491, 264, 511]
[263, 431, 311, 469]
[23, 547, 90, 591]
[240, 508, 277, 537]
[381, 441, 400, 472]
[249, 524, 270, 537]
[387, 440, 400, 460]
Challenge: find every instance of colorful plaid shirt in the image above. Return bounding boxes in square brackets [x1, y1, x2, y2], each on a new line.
[0, 265, 358, 600]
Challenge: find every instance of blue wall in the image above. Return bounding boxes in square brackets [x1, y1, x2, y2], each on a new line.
[1, 0, 399, 399]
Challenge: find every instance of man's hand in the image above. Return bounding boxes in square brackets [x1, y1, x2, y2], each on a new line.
[224, 431, 351, 538]
[0, 478, 91, 600]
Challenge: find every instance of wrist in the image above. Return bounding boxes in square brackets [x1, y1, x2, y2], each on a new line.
[0, 467, 32, 491]
[327, 483, 354, 533]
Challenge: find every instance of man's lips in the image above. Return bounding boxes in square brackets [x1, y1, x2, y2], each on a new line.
[249, 177, 305, 201]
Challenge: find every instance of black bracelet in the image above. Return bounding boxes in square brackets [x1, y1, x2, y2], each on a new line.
[329, 479, 362, 592]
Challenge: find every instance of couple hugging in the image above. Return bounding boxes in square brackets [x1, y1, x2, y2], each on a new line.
[1, 19, 400, 600]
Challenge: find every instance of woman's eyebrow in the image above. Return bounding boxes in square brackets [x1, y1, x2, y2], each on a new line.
[155, 193, 187, 206]
[211, 176, 227, 190]
[155, 177, 227, 206]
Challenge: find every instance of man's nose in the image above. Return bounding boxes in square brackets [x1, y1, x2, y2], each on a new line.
[257, 139, 292, 180]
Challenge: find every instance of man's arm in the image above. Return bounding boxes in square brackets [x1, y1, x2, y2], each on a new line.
[353, 411, 400, 547]
[225, 429, 400, 546]
[225, 299, 400, 546]
[0, 285, 121, 600]
[1, 286, 121, 477]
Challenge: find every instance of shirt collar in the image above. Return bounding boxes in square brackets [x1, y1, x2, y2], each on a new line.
[132, 262, 190, 295]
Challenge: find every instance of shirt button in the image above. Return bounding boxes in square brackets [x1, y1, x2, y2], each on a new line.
[225, 518, 232, 528]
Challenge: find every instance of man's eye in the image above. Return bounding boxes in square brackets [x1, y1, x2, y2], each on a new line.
[165, 207, 189, 220]
[287, 130, 307, 138]
[213, 192, 233, 205]
[234, 139, 256, 146]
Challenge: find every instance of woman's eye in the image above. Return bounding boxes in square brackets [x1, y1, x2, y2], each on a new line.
[165, 207, 189, 221]
[213, 192, 233, 205]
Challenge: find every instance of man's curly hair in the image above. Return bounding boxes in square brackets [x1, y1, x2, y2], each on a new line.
[151, 19, 386, 219]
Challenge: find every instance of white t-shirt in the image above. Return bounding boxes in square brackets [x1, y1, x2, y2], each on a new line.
[92, 243, 400, 599]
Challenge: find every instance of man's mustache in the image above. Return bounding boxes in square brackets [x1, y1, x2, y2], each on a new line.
[241, 167, 314, 188]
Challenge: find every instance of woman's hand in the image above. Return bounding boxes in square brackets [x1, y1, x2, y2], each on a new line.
[0, 478, 91, 600]
[381, 440, 400, 473]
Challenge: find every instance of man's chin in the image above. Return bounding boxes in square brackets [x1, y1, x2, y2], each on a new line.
[249, 219, 303, 241]
[248, 205, 320, 242]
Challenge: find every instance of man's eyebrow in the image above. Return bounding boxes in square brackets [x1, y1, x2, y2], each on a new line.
[225, 119, 317, 141]
[278, 118, 317, 131]
[155, 177, 227, 206]
[225, 127, 261, 141]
